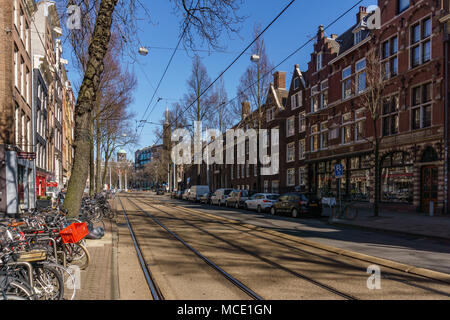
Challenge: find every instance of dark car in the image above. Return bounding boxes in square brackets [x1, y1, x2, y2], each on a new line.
[225, 190, 257, 209]
[156, 189, 164, 195]
[270, 192, 322, 218]
[176, 190, 184, 199]
[199, 192, 212, 204]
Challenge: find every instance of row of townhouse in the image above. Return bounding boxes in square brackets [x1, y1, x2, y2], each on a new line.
[181, 0, 450, 214]
[0, 0, 75, 215]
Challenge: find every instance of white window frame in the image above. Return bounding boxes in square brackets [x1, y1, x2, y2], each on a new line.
[316, 52, 323, 71]
[287, 168, 295, 186]
[355, 58, 366, 93]
[286, 116, 295, 137]
[299, 112, 306, 132]
[299, 139, 306, 160]
[342, 66, 352, 100]
[286, 142, 295, 163]
[320, 122, 328, 150]
[341, 112, 353, 145]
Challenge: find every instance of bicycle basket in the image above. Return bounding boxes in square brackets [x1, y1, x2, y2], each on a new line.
[15, 249, 47, 262]
[59, 222, 89, 244]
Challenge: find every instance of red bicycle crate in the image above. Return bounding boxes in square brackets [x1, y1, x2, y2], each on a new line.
[59, 222, 89, 244]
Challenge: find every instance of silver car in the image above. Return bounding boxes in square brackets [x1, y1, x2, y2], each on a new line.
[245, 193, 280, 213]
[210, 188, 234, 206]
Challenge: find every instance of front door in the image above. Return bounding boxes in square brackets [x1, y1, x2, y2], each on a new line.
[421, 166, 438, 212]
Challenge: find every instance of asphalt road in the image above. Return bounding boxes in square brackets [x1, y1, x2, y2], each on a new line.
[117, 192, 450, 300]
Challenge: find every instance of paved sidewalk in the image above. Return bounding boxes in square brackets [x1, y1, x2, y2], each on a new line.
[75, 218, 118, 300]
[324, 202, 450, 241]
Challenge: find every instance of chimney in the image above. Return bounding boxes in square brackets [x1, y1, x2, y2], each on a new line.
[273, 71, 286, 90]
[356, 6, 368, 23]
[241, 101, 251, 120]
[317, 25, 324, 40]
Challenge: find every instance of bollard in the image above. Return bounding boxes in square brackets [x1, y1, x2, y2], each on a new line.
[429, 201, 434, 217]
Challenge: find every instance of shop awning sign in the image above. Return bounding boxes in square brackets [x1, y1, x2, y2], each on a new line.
[18, 152, 36, 160]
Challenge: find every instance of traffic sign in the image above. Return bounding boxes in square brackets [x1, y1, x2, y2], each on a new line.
[334, 164, 344, 179]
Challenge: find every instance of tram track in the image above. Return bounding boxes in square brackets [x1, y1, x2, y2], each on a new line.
[130, 196, 359, 300]
[147, 199, 450, 297]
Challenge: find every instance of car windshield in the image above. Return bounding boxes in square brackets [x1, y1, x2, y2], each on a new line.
[267, 195, 279, 200]
[224, 190, 233, 195]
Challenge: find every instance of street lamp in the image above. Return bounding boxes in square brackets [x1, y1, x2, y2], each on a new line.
[138, 47, 149, 56]
[251, 53, 262, 193]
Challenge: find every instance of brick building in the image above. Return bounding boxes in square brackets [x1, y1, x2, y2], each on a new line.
[0, 0, 36, 214]
[181, 0, 450, 214]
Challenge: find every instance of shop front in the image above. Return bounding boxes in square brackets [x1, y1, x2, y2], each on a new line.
[381, 151, 414, 204]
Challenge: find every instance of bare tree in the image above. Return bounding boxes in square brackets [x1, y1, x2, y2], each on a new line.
[235, 23, 273, 192]
[60, 0, 244, 217]
[359, 45, 388, 217]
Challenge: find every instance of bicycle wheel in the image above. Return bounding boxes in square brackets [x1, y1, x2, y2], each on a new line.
[344, 204, 358, 220]
[4, 279, 35, 300]
[45, 263, 77, 300]
[32, 264, 64, 300]
[65, 243, 90, 270]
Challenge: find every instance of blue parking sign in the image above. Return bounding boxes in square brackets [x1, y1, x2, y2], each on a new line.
[334, 164, 344, 179]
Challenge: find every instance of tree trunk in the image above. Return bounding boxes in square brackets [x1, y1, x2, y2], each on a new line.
[63, 0, 119, 218]
[89, 114, 95, 197]
[95, 104, 102, 193]
[373, 118, 380, 217]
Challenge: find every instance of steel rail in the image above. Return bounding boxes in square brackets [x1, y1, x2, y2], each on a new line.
[117, 196, 164, 300]
[127, 197, 264, 300]
[134, 196, 357, 300]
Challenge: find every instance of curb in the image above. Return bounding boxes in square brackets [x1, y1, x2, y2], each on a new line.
[173, 204, 450, 285]
[110, 217, 120, 300]
[328, 220, 450, 242]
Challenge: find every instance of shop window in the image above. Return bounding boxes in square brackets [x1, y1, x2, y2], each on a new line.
[381, 152, 413, 203]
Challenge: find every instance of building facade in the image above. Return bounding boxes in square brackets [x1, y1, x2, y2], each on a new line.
[182, 0, 450, 214]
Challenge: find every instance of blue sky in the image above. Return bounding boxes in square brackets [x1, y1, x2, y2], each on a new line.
[64, 0, 374, 157]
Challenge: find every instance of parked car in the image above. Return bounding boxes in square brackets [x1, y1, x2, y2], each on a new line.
[245, 193, 280, 213]
[176, 190, 184, 199]
[225, 190, 257, 208]
[270, 192, 322, 218]
[156, 189, 164, 195]
[188, 185, 210, 202]
[210, 188, 234, 206]
[199, 192, 212, 204]
[182, 189, 191, 200]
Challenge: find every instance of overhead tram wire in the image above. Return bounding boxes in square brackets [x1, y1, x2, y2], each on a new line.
[137, 0, 196, 135]
[141, 0, 297, 143]
[151, 0, 364, 147]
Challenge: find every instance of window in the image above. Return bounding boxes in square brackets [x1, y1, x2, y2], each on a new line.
[382, 95, 399, 136]
[14, 1, 18, 27]
[381, 36, 398, 79]
[14, 44, 18, 88]
[398, 0, 409, 13]
[237, 164, 240, 179]
[299, 139, 306, 160]
[299, 112, 306, 132]
[26, 68, 30, 104]
[20, 57, 24, 95]
[15, 105, 19, 145]
[342, 113, 353, 144]
[266, 107, 275, 122]
[342, 66, 352, 100]
[410, 18, 431, 68]
[287, 168, 295, 186]
[320, 122, 328, 149]
[411, 83, 432, 130]
[264, 181, 269, 193]
[254, 164, 257, 176]
[317, 52, 323, 71]
[287, 142, 295, 162]
[272, 181, 279, 194]
[311, 125, 320, 152]
[355, 58, 366, 93]
[294, 77, 300, 90]
[311, 85, 319, 112]
[320, 80, 328, 109]
[355, 109, 366, 141]
[291, 91, 302, 110]
[246, 163, 249, 177]
[286, 116, 295, 137]
[299, 166, 306, 187]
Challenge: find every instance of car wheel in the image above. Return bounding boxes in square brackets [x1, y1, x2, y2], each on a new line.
[292, 208, 299, 218]
[270, 207, 276, 215]
[257, 205, 262, 214]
